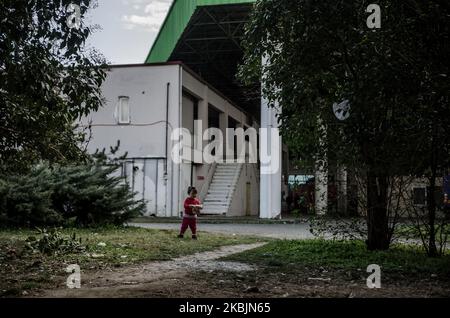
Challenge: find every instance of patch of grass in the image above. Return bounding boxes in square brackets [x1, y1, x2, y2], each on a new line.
[0, 226, 265, 297]
[395, 224, 450, 240]
[224, 239, 450, 277]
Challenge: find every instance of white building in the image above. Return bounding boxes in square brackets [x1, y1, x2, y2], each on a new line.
[83, 0, 327, 219]
[82, 63, 261, 218]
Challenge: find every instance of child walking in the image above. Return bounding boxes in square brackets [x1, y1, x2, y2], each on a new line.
[178, 187, 202, 240]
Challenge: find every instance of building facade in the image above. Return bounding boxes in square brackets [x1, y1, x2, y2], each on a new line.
[81, 63, 260, 217]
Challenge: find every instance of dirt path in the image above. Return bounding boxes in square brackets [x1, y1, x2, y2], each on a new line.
[37, 243, 266, 298]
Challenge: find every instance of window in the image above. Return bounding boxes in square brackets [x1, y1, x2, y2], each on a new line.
[117, 96, 130, 124]
[413, 186, 444, 207]
[413, 187, 426, 206]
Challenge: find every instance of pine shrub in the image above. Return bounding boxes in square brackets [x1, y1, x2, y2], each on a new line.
[0, 162, 145, 227]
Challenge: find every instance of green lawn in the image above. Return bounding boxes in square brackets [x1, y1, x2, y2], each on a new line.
[0, 226, 265, 297]
[395, 223, 450, 240]
[223, 239, 450, 277]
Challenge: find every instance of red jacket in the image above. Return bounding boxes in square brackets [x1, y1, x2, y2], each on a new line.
[184, 197, 201, 218]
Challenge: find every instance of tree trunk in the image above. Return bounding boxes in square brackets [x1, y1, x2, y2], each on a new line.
[427, 133, 438, 257]
[427, 179, 438, 257]
[366, 171, 390, 250]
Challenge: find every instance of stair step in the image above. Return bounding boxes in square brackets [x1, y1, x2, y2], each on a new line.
[202, 212, 227, 215]
[203, 198, 230, 204]
[203, 207, 229, 209]
[214, 175, 237, 178]
[210, 180, 234, 183]
[216, 165, 240, 168]
[216, 166, 239, 169]
[205, 200, 231, 204]
[206, 195, 229, 198]
[211, 180, 236, 184]
[215, 171, 238, 174]
[205, 194, 230, 198]
[204, 200, 230, 204]
[210, 186, 234, 190]
[203, 203, 230, 207]
[203, 208, 229, 212]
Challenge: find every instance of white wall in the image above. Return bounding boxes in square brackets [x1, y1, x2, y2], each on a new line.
[81, 64, 182, 217]
[83, 65, 180, 158]
[229, 163, 260, 217]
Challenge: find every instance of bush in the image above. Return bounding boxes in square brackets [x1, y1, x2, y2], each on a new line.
[0, 162, 145, 227]
[0, 168, 63, 226]
[25, 228, 85, 255]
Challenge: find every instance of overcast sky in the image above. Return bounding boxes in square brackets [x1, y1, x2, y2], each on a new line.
[85, 0, 173, 65]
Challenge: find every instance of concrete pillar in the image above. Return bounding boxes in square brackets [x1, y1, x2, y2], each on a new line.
[219, 112, 228, 163]
[194, 94, 208, 164]
[260, 100, 282, 219]
[235, 122, 245, 163]
[197, 95, 208, 137]
[259, 54, 282, 219]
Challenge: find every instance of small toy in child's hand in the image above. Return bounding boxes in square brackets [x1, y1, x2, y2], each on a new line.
[189, 204, 203, 215]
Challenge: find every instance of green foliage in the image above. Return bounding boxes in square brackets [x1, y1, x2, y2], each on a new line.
[239, 0, 450, 250]
[396, 224, 450, 242]
[0, 168, 63, 226]
[0, 0, 107, 172]
[239, 0, 450, 174]
[225, 239, 450, 275]
[25, 228, 85, 255]
[0, 162, 145, 227]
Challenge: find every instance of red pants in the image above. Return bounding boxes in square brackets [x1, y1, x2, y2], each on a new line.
[180, 217, 197, 235]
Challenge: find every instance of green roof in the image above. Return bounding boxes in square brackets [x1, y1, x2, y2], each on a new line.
[145, 0, 256, 63]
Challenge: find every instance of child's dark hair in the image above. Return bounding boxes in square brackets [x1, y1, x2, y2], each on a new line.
[188, 186, 197, 195]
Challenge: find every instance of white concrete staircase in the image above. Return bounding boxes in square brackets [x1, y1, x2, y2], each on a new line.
[202, 163, 243, 215]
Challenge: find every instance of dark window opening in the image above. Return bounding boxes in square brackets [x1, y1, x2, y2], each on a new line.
[413, 187, 426, 206]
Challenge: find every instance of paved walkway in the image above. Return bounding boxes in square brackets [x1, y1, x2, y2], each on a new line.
[130, 222, 315, 240]
[131, 222, 429, 247]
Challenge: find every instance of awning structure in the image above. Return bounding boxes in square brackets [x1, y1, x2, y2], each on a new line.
[145, 0, 259, 116]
